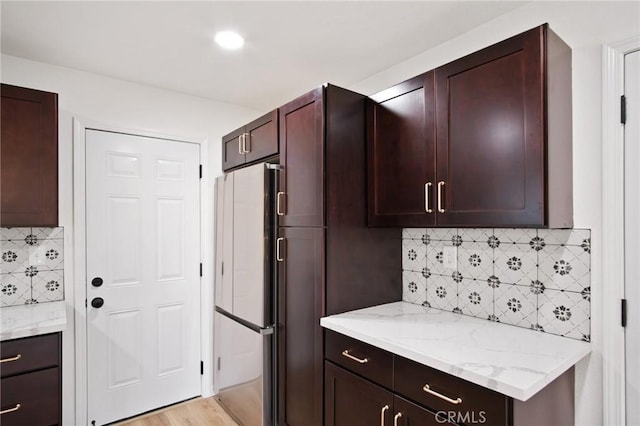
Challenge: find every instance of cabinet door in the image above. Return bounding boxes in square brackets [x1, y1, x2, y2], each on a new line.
[367, 73, 436, 227]
[1, 84, 58, 227]
[0, 367, 61, 426]
[435, 26, 545, 227]
[245, 110, 278, 164]
[325, 362, 393, 426]
[221, 127, 246, 171]
[279, 88, 324, 227]
[278, 227, 324, 426]
[394, 396, 452, 426]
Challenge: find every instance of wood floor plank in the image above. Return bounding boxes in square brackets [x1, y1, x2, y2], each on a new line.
[113, 397, 239, 426]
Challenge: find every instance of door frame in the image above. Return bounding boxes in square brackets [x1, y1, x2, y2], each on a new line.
[602, 35, 640, 426]
[73, 117, 213, 425]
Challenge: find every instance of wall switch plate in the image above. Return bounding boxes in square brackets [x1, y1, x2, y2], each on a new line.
[442, 245, 457, 269]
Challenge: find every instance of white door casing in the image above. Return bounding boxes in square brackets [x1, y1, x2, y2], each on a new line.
[625, 49, 640, 426]
[85, 129, 201, 425]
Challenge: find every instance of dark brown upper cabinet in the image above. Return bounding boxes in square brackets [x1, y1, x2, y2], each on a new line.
[368, 24, 572, 228]
[367, 72, 436, 227]
[278, 87, 324, 228]
[1, 84, 58, 227]
[222, 109, 278, 171]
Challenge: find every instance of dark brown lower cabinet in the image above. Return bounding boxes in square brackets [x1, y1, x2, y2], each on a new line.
[0, 332, 62, 426]
[325, 362, 452, 426]
[278, 227, 324, 426]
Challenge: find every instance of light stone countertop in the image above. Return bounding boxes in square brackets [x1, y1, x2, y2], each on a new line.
[320, 301, 590, 401]
[0, 300, 67, 341]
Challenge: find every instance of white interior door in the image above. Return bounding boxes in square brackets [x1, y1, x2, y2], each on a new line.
[86, 129, 201, 425]
[625, 49, 640, 426]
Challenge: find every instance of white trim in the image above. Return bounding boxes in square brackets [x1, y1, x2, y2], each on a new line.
[73, 117, 212, 425]
[602, 35, 640, 426]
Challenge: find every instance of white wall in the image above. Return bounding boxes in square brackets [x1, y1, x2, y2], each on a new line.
[351, 2, 640, 425]
[1, 54, 260, 425]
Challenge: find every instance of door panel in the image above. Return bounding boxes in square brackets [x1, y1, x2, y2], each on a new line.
[86, 129, 200, 425]
[435, 26, 544, 227]
[368, 73, 436, 227]
[324, 362, 393, 426]
[279, 227, 324, 426]
[625, 49, 640, 426]
[246, 110, 278, 163]
[279, 88, 324, 227]
[394, 396, 448, 426]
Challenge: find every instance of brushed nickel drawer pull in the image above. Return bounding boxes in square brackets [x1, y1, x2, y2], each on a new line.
[437, 181, 446, 213]
[394, 412, 402, 426]
[276, 192, 285, 216]
[0, 404, 21, 415]
[380, 405, 389, 426]
[342, 349, 368, 364]
[0, 354, 21, 363]
[423, 384, 462, 405]
[276, 237, 285, 262]
[425, 182, 432, 213]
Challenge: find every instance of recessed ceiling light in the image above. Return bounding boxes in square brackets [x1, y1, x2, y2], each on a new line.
[214, 31, 244, 50]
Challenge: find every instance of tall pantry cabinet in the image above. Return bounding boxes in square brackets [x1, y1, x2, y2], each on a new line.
[276, 85, 400, 426]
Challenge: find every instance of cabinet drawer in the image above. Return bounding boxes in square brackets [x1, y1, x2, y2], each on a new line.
[1, 333, 61, 378]
[0, 367, 61, 426]
[394, 356, 509, 425]
[325, 330, 393, 389]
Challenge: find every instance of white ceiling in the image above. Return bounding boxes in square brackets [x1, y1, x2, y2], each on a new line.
[1, 1, 527, 111]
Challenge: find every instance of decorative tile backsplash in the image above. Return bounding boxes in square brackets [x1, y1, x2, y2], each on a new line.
[402, 228, 591, 341]
[0, 227, 64, 307]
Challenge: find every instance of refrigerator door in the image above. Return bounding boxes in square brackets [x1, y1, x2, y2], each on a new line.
[216, 163, 272, 328]
[215, 310, 273, 426]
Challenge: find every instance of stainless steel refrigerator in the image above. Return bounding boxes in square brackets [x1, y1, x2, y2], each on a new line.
[214, 162, 278, 426]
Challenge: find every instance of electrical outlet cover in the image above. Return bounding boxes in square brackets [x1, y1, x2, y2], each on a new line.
[443, 245, 457, 269]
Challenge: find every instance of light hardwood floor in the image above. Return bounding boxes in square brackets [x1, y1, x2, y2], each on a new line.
[113, 397, 239, 426]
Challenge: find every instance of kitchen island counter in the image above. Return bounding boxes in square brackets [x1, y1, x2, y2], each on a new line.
[320, 301, 590, 401]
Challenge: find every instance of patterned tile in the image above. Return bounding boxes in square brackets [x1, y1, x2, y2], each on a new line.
[537, 229, 590, 247]
[27, 239, 64, 270]
[32, 227, 64, 240]
[0, 228, 32, 242]
[494, 228, 538, 245]
[426, 241, 456, 276]
[538, 245, 590, 292]
[403, 228, 427, 240]
[494, 284, 537, 329]
[428, 228, 458, 242]
[402, 239, 426, 272]
[1, 241, 29, 274]
[458, 229, 493, 245]
[403, 270, 426, 305]
[458, 279, 493, 319]
[494, 243, 537, 286]
[457, 242, 493, 280]
[538, 290, 590, 340]
[0, 273, 31, 306]
[427, 274, 457, 311]
[32, 270, 64, 303]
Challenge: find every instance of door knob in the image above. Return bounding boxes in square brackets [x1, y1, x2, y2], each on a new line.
[91, 297, 104, 308]
[91, 277, 103, 287]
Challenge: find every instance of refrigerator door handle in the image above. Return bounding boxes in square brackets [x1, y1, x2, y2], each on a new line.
[215, 306, 274, 335]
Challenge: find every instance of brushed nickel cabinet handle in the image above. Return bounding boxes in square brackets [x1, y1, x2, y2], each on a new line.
[276, 192, 285, 216]
[0, 354, 21, 363]
[238, 135, 244, 155]
[380, 405, 389, 426]
[437, 181, 446, 213]
[423, 384, 462, 405]
[425, 182, 433, 213]
[243, 133, 251, 153]
[0, 404, 21, 415]
[394, 412, 403, 426]
[341, 349, 368, 364]
[276, 237, 285, 262]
